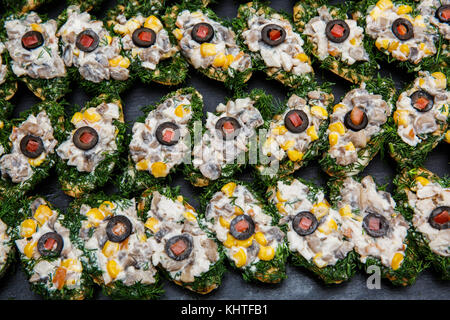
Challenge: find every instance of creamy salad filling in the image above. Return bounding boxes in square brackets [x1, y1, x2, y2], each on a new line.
[15, 198, 85, 291]
[174, 10, 251, 74]
[206, 183, 284, 269]
[366, 0, 438, 64]
[271, 179, 353, 268]
[112, 14, 178, 70]
[145, 191, 219, 283]
[192, 97, 263, 180]
[0, 219, 12, 271]
[0, 111, 57, 183]
[130, 93, 193, 178]
[338, 176, 409, 269]
[304, 6, 369, 65]
[418, 0, 450, 40]
[241, 12, 313, 75]
[0, 43, 8, 85]
[58, 6, 130, 83]
[406, 176, 450, 256]
[57, 102, 120, 173]
[79, 199, 157, 286]
[327, 85, 391, 166]
[5, 12, 66, 79]
[262, 92, 328, 171]
[394, 71, 449, 146]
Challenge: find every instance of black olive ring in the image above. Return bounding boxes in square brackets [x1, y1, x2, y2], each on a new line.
[73, 126, 99, 151]
[428, 206, 450, 230]
[325, 20, 350, 43]
[261, 24, 286, 46]
[362, 212, 390, 238]
[292, 211, 318, 236]
[37, 232, 64, 257]
[391, 18, 414, 41]
[20, 135, 44, 159]
[215, 117, 242, 140]
[284, 109, 309, 133]
[410, 90, 434, 112]
[435, 5, 450, 24]
[132, 27, 156, 48]
[191, 23, 215, 43]
[21, 31, 44, 50]
[76, 29, 100, 52]
[155, 122, 180, 146]
[165, 234, 194, 261]
[344, 108, 369, 131]
[229, 215, 255, 240]
[106, 215, 133, 243]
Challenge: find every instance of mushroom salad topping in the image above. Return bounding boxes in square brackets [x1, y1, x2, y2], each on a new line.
[418, 0, 450, 40]
[0, 219, 12, 272]
[304, 6, 369, 65]
[0, 43, 8, 85]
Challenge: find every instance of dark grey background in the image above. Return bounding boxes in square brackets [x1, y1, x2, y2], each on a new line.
[0, 0, 448, 300]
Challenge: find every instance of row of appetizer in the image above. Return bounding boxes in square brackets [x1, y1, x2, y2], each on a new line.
[0, 0, 449, 101]
[0, 168, 447, 299]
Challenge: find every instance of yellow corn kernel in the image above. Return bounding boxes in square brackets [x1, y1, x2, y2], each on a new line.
[306, 125, 319, 141]
[281, 140, 295, 151]
[233, 248, 247, 267]
[136, 159, 149, 171]
[399, 44, 410, 56]
[287, 149, 303, 162]
[444, 130, 450, 143]
[393, 110, 409, 127]
[224, 233, 236, 248]
[388, 41, 399, 52]
[219, 216, 230, 229]
[113, 23, 129, 35]
[376, 0, 393, 10]
[173, 28, 183, 40]
[344, 142, 356, 151]
[311, 202, 330, 219]
[234, 206, 244, 215]
[221, 182, 236, 197]
[0, 120, 3, 129]
[73, 48, 80, 57]
[109, 56, 122, 68]
[431, 72, 446, 80]
[200, 43, 217, 57]
[105, 35, 112, 45]
[258, 245, 275, 261]
[100, 201, 115, 212]
[397, 5, 412, 14]
[174, 104, 190, 117]
[276, 190, 287, 202]
[295, 53, 310, 63]
[313, 252, 326, 268]
[28, 153, 45, 167]
[235, 235, 254, 248]
[432, 72, 447, 89]
[144, 16, 162, 33]
[223, 54, 234, 69]
[140, 234, 147, 243]
[328, 132, 339, 147]
[30, 23, 43, 33]
[118, 57, 130, 69]
[311, 105, 328, 119]
[83, 108, 101, 123]
[328, 218, 337, 231]
[212, 52, 226, 68]
[349, 38, 356, 45]
[71, 112, 83, 124]
[34, 205, 53, 226]
[272, 125, 287, 135]
[151, 162, 168, 178]
[333, 103, 346, 112]
[86, 208, 104, 226]
[440, 104, 449, 118]
[183, 211, 196, 222]
[375, 38, 389, 50]
[339, 205, 352, 217]
[276, 202, 286, 214]
[107, 260, 122, 279]
[20, 219, 37, 238]
[61, 258, 82, 272]
[254, 232, 267, 246]
[24, 241, 37, 258]
[391, 252, 404, 270]
[145, 217, 159, 233]
[415, 176, 429, 187]
[102, 240, 120, 258]
[329, 122, 345, 135]
[177, 195, 184, 203]
[126, 18, 141, 34]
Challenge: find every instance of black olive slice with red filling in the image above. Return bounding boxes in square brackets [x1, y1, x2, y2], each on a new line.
[20, 135, 44, 159]
[165, 234, 193, 261]
[344, 106, 368, 131]
[410, 90, 434, 112]
[392, 18, 414, 41]
[362, 212, 389, 238]
[191, 23, 214, 43]
[325, 20, 350, 43]
[76, 29, 100, 52]
[106, 215, 132, 243]
[284, 110, 309, 133]
[37, 232, 64, 257]
[229, 215, 255, 240]
[215, 117, 241, 140]
[292, 211, 318, 236]
[436, 5, 450, 24]
[21, 31, 44, 50]
[428, 206, 450, 230]
[155, 122, 180, 146]
[132, 27, 156, 47]
[261, 24, 286, 46]
[73, 126, 99, 150]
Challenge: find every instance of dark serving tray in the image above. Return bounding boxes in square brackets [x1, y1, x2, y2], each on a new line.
[0, 0, 448, 300]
